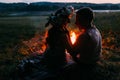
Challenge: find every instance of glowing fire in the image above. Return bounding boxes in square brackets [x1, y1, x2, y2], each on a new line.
[70, 31, 77, 44]
[19, 30, 77, 56]
[19, 31, 47, 56]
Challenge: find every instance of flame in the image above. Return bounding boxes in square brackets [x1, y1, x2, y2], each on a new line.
[70, 31, 77, 44]
[19, 31, 47, 56]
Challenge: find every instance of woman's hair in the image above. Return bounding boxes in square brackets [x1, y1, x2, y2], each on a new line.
[45, 6, 74, 27]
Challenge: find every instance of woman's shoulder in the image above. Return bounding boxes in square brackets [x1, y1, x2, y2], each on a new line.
[48, 27, 58, 33]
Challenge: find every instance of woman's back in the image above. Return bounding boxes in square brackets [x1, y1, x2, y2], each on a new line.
[43, 26, 70, 69]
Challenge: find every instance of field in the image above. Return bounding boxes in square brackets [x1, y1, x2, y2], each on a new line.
[0, 12, 120, 80]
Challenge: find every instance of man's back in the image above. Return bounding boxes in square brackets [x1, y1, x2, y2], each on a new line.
[73, 26, 102, 64]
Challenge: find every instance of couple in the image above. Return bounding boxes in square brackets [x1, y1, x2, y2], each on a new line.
[42, 6, 102, 74]
[15, 6, 102, 80]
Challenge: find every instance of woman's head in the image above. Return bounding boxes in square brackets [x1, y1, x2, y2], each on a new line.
[45, 6, 74, 27]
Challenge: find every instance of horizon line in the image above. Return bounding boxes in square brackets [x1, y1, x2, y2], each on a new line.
[0, 1, 120, 4]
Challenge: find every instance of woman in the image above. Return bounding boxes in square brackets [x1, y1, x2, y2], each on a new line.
[42, 6, 74, 71]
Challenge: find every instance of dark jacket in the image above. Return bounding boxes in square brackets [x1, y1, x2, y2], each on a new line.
[43, 26, 72, 68]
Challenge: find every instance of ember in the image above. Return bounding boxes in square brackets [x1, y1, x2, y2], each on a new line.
[70, 31, 77, 44]
[18, 31, 47, 55]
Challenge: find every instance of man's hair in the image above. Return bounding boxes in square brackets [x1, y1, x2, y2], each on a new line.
[76, 7, 94, 23]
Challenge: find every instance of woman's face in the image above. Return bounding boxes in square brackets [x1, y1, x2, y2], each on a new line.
[75, 14, 81, 29]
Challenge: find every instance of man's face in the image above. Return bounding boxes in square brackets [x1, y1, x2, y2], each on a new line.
[75, 14, 88, 28]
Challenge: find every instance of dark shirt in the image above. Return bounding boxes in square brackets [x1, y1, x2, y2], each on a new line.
[72, 26, 102, 64]
[43, 26, 72, 68]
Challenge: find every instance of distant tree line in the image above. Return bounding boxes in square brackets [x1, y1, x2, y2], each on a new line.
[0, 2, 120, 12]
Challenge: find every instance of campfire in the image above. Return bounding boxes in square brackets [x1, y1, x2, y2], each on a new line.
[18, 30, 77, 56]
[70, 31, 77, 45]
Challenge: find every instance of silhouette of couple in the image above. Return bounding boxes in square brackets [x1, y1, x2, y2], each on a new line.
[15, 6, 102, 80]
[42, 6, 102, 74]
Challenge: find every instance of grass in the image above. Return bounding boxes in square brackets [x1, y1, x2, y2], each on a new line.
[94, 12, 120, 31]
[0, 12, 120, 80]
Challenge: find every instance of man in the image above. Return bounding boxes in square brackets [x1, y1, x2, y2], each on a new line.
[72, 7, 102, 65]
[61, 7, 102, 80]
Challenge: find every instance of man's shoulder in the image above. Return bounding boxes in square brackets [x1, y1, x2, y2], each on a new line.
[86, 27, 102, 44]
[87, 27, 101, 36]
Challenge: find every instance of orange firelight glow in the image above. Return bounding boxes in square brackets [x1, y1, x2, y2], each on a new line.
[70, 31, 77, 44]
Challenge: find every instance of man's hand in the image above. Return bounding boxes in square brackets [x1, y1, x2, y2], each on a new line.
[71, 53, 80, 63]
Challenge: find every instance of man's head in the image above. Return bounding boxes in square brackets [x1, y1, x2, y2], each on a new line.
[75, 7, 94, 28]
